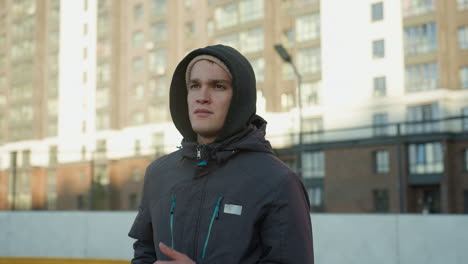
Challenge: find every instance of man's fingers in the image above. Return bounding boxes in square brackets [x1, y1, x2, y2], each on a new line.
[159, 242, 190, 261]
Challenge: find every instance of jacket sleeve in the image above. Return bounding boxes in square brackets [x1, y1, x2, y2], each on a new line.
[258, 174, 314, 264]
[131, 239, 157, 264]
[129, 164, 157, 262]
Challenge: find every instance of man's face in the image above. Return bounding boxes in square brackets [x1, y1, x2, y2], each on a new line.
[187, 60, 233, 144]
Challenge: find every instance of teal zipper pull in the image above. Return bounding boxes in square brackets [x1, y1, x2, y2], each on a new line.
[170, 195, 176, 249]
[201, 196, 223, 259]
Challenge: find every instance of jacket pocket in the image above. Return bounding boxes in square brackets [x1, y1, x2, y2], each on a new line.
[201, 196, 224, 260]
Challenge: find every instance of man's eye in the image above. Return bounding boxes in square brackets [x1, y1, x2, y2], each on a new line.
[215, 84, 225, 89]
[190, 84, 200, 89]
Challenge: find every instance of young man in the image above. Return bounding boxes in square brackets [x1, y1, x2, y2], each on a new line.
[129, 45, 314, 264]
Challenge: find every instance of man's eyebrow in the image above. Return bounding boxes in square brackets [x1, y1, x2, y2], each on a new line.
[188, 79, 231, 84]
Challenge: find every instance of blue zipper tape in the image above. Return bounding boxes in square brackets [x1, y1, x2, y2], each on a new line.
[201, 196, 223, 259]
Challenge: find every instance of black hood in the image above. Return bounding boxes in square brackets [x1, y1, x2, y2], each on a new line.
[169, 44, 257, 143]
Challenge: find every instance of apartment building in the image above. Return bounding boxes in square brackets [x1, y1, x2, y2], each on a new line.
[1, 0, 467, 213]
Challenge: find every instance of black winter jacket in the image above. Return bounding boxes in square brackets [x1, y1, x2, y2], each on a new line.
[128, 117, 314, 263]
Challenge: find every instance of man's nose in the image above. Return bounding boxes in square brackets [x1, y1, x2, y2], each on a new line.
[196, 86, 210, 104]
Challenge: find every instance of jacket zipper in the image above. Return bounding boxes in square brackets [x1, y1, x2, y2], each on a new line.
[193, 178, 207, 259]
[201, 196, 224, 259]
[170, 195, 176, 249]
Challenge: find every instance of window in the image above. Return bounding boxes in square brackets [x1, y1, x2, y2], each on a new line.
[464, 149, 468, 172]
[133, 31, 144, 48]
[461, 67, 468, 89]
[96, 111, 110, 130]
[457, 0, 468, 10]
[215, 2, 238, 30]
[77, 195, 85, 210]
[303, 117, 323, 142]
[459, 26, 468, 50]
[96, 139, 107, 159]
[462, 107, 468, 131]
[404, 23, 437, 55]
[22, 150, 31, 167]
[81, 146, 87, 160]
[134, 4, 143, 20]
[217, 33, 239, 50]
[152, 22, 167, 43]
[83, 23, 88, 35]
[374, 150, 389, 173]
[97, 62, 110, 84]
[152, 0, 166, 17]
[307, 187, 323, 209]
[296, 13, 320, 42]
[135, 83, 145, 99]
[302, 151, 325, 178]
[134, 140, 141, 156]
[464, 190, 468, 214]
[133, 111, 145, 125]
[407, 103, 440, 133]
[133, 57, 144, 73]
[132, 168, 142, 182]
[371, 2, 384, 21]
[185, 22, 195, 37]
[373, 76, 386, 97]
[408, 142, 444, 174]
[297, 47, 321, 75]
[207, 19, 214, 37]
[46, 170, 57, 210]
[149, 49, 167, 75]
[239, 0, 263, 23]
[402, 0, 435, 17]
[250, 57, 265, 82]
[240, 27, 264, 54]
[153, 132, 164, 155]
[373, 113, 389, 136]
[95, 165, 109, 185]
[96, 89, 109, 109]
[96, 112, 110, 130]
[301, 82, 320, 107]
[129, 193, 138, 210]
[372, 39, 385, 58]
[49, 146, 58, 165]
[281, 92, 295, 111]
[405, 63, 438, 92]
[373, 189, 389, 212]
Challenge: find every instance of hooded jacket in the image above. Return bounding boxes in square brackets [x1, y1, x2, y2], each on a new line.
[129, 45, 314, 264]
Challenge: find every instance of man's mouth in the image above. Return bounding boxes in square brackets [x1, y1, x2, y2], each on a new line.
[194, 109, 213, 116]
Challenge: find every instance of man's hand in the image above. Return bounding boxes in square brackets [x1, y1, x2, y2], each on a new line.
[154, 242, 196, 264]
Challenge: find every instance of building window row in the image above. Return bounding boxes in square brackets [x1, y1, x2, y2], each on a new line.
[402, 0, 435, 17]
[373, 76, 386, 97]
[405, 62, 438, 92]
[297, 47, 321, 75]
[459, 26, 468, 50]
[458, 0, 468, 10]
[406, 103, 440, 133]
[217, 27, 264, 54]
[461, 67, 468, 89]
[404, 23, 437, 55]
[408, 142, 444, 174]
[302, 151, 325, 178]
[215, 0, 263, 30]
[296, 13, 320, 42]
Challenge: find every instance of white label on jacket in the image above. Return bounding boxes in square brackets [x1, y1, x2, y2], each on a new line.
[223, 204, 242, 216]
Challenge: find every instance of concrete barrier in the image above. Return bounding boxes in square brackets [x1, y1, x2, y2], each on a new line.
[1, 212, 467, 264]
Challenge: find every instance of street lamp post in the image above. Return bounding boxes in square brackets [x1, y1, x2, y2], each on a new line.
[274, 44, 303, 177]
